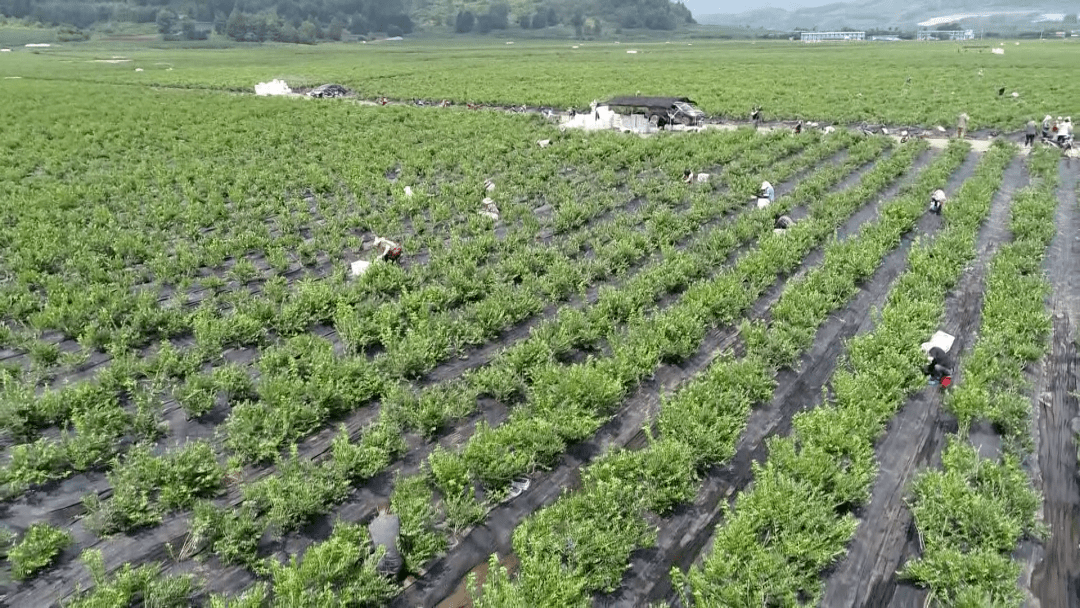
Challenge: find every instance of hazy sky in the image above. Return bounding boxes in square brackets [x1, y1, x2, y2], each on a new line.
[684, 0, 838, 14]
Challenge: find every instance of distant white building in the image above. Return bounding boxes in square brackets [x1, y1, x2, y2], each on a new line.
[917, 29, 975, 40]
[917, 12, 1029, 27]
[800, 31, 865, 42]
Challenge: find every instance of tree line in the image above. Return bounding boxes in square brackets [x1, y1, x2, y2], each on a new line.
[0, 0, 694, 42]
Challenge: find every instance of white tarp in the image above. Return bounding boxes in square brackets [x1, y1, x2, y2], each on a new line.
[757, 198, 771, 209]
[992, 48, 1005, 55]
[619, 114, 653, 133]
[25, 43, 51, 47]
[255, 79, 292, 96]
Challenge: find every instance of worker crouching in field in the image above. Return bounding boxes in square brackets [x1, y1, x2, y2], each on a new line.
[956, 113, 968, 139]
[1059, 117, 1073, 145]
[683, 170, 710, 184]
[925, 346, 953, 388]
[480, 198, 500, 220]
[774, 215, 795, 234]
[373, 237, 402, 263]
[929, 189, 947, 215]
[760, 180, 777, 201]
[1026, 119, 1037, 147]
[757, 181, 775, 209]
[368, 505, 403, 579]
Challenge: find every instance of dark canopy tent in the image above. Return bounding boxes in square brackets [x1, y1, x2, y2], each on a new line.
[604, 96, 695, 110]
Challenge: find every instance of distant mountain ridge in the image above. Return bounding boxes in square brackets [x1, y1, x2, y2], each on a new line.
[699, 0, 1078, 31]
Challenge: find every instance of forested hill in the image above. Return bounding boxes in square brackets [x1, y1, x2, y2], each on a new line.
[413, 0, 694, 31]
[0, 0, 695, 38]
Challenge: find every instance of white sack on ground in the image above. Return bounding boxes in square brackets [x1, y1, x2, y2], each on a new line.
[255, 79, 292, 96]
[562, 105, 618, 131]
[350, 260, 371, 276]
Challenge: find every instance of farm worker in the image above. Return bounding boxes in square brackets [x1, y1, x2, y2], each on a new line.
[368, 505, 403, 578]
[1059, 117, 1072, 143]
[373, 237, 402, 263]
[774, 215, 795, 233]
[1025, 119, 1037, 147]
[683, 169, 695, 184]
[759, 181, 774, 202]
[793, 121, 803, 135]
[929, 189, 947, 215]
[925, 346, 953, 387]
[750, 106, 762, 128]
[956, 113, 968, 139]
[480, 198, 500, 220]
[1042, 115, 1053, 138]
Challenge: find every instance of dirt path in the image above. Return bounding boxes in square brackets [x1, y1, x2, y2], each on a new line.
[698, 124, 1012, 155]
[309, 92, 1028, 158]
[819, 154, 1027, 608]
[1030, 160, 1080, 608]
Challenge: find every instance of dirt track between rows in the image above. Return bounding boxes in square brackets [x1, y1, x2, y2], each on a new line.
[1030, 160, 1080, 608]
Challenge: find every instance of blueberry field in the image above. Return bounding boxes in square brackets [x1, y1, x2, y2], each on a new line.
[1, 40, 1079, 608]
